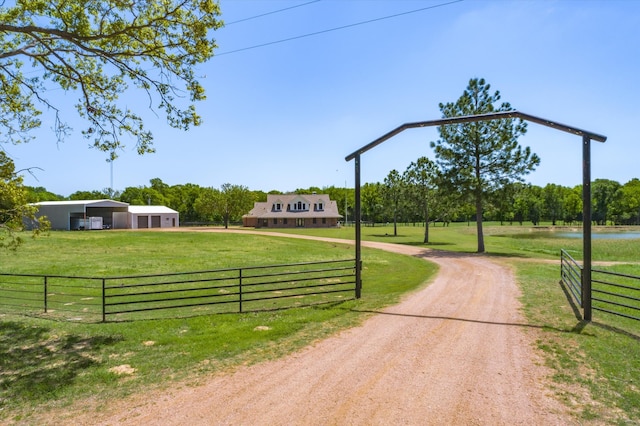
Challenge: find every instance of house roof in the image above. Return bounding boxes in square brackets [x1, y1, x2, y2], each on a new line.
[32, 199, 129, 208]
[128, 205, 178, 214]
[244, 194, 342, 219]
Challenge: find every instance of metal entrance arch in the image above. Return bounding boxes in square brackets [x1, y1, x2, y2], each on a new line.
[345, 110, 607, 321]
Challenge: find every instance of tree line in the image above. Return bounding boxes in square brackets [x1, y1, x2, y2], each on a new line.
[23, 178, 353, 228]
[22, 174, 640, 230]
[366, 171, 640, 229]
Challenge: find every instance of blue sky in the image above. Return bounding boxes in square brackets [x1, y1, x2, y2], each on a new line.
[10, 0, 640, 196]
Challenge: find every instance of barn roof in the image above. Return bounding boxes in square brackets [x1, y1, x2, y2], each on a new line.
[32, 199, 129, 208]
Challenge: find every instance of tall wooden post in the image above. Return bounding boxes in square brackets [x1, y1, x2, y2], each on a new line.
[582, 135, 592, 321]
[355, 154, 362, 299]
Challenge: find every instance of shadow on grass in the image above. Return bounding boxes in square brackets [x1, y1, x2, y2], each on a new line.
[0, 321, 121, 407]
[381, 242, 547, 257]
[397, 241, 455, 247]
[558, 279, 640, 340]
[591, 320, 640, 342]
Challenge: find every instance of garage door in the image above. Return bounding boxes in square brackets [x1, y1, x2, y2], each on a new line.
[151, 216, 161, 228]
[137, 215, 148, 228]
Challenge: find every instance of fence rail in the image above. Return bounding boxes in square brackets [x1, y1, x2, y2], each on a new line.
[560, 249, 640, 322]
[591, 268, 640, 321]
[560, 250, 583, 307]
[0, 259, 357, 322]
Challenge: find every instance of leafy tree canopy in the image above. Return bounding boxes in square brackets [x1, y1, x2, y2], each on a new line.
[0, 0, 222, 159]
[403, 157, 438, 243]
[0, 152, 49, 249]
[194, 183, 254, 229]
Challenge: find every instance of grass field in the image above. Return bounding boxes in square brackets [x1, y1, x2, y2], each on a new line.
[1, 223, 639, 424]
[0, 230, 436, 422]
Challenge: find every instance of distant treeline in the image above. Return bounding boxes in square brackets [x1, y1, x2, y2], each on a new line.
[25, 177, 640, 226]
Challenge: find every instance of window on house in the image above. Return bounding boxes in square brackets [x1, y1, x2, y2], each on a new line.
[318, 202, 323, 210]
[313, 218, 317, 224]
[322, 218, 326, 224]
[275, 203, 281, 211]
[284, 218, 288, 225]
[273, 218, 277, 225]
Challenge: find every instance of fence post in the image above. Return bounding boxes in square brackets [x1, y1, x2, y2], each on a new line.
[44, 276, 48, 313]
[354, 153, 362, 299]
[239, 268, 243, 313]
[582, 135, 592, 321]
[102, 278, 106, 323]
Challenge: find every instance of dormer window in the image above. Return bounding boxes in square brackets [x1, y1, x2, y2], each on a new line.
[317, 202, 323, 211]
[290, 199, 309, 211]
[274, 203, 281, 211]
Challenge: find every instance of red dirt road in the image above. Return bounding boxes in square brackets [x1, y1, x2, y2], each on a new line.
[62, 233, 571, 425]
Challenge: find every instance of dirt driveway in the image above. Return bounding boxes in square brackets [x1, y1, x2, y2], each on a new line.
[69, 231, 571, 425]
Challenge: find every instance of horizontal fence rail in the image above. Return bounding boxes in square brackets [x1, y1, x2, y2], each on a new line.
[560, 249, 583, 307]
[0, 259, 357, 322]
[0, 273, 104, 320]
[591, 268, 640, 322]
[560, 249, 640, 323]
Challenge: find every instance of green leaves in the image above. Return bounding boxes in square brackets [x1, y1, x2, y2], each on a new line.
[0, 152, 50, 250]
[0, 0, 223, 157]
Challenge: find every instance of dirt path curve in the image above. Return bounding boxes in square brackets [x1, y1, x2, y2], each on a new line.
[77, 230, 571, 425]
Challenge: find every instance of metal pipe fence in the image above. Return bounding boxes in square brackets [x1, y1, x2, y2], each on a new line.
[0, 259, 357, 322]
[560, 249, 583, 308]
[591, 268, 640, 322]
[560, 249, 640, 322]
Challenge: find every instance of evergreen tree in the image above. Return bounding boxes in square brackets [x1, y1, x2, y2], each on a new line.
[431, 78, 539, 252]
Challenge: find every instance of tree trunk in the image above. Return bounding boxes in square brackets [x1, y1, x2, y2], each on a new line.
[393, 202, 398, 236]
[475, 193, 485, 253]
[423, 205, 429, 244]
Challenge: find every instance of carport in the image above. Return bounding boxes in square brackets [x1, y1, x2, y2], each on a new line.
[31, 200, 129, 230]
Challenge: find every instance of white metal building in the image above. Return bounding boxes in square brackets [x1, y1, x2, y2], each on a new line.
[118, 205, 179, 229]
[29, 200, 179, 230]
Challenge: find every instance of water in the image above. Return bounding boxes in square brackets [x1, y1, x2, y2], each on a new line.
[556, 232, 640, 240]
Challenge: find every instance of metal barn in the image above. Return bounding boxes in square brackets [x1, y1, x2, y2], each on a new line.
[31, 200, 129, 230]
[30, 200, 179, 230]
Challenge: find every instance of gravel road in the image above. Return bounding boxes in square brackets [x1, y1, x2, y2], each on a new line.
[59, 233, 572, 425]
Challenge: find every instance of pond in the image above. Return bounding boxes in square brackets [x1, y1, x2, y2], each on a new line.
[555, 232, 640, 240]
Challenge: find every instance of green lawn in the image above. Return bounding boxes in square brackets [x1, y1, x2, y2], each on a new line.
[0, 230, 436, 422]
[252, 221, 640, 262]
[1, 224, 639, 424]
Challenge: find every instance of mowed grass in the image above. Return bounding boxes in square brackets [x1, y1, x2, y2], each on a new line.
[256, 221, 640, 261]
[0, 230, 437, 422]
[517, 262, 640, 424]
[2, 224, 640, 424]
